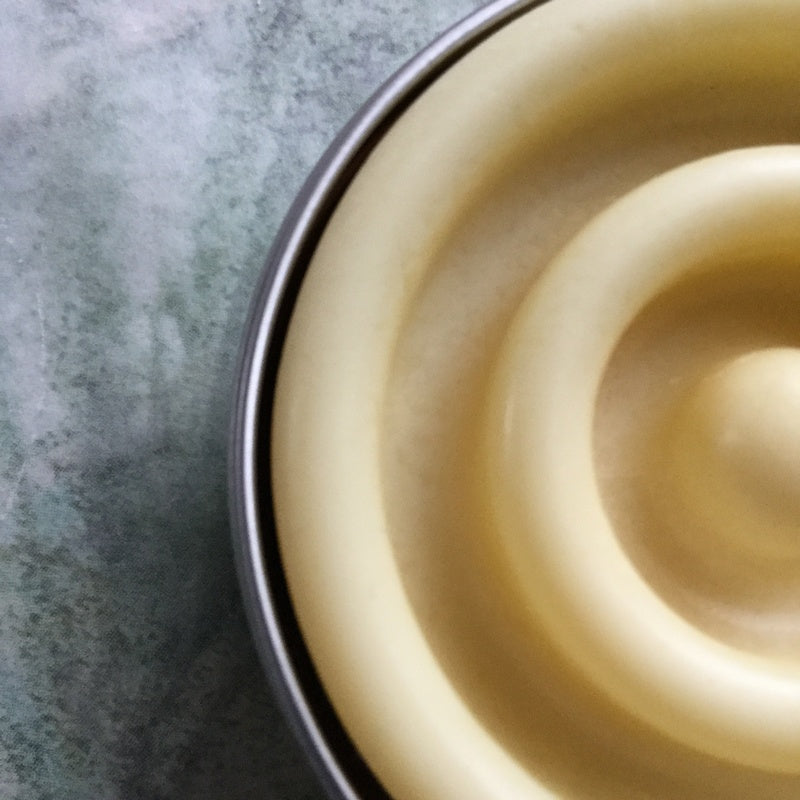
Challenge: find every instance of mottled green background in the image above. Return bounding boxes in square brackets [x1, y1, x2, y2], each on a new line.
[0, 1, 480, 797]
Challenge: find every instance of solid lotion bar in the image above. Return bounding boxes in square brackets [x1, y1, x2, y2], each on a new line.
[272, 1, 800, 798]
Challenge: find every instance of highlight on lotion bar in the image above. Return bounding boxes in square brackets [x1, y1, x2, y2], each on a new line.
[272, 0, 800, 797]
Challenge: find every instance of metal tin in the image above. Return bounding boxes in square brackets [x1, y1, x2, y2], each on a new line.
[228, 2, 545, 797]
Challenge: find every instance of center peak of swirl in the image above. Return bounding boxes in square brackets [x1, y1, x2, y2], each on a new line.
[667, 347, 800, 557]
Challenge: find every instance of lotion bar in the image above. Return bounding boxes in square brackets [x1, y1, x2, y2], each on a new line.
[273, 1, 800, 797]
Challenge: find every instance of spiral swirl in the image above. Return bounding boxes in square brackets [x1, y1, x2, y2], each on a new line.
[486, 147, 800, 771]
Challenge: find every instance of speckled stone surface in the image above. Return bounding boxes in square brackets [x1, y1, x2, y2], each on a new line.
[0, 1, 482, 797]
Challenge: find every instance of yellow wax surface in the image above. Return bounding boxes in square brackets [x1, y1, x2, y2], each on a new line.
[272, 0, 800, 797]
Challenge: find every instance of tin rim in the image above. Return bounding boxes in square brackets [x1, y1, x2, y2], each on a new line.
[228, 2, 547, 797]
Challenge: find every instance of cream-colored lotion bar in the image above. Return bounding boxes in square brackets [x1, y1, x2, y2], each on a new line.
[273, 0, 800, 797]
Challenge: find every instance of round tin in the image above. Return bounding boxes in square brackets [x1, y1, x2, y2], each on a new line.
[228, 2, 545, 797]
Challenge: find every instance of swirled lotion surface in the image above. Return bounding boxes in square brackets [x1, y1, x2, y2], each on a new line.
[272, 1, 800, 797]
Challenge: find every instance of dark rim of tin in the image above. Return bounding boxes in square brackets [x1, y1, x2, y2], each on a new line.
[229, 1, 547, 797]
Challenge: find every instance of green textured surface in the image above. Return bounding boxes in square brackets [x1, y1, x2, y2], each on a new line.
[0, 1, 481, 797]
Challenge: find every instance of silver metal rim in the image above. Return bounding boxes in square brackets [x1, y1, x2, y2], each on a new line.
[228, 2, 547, 797]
